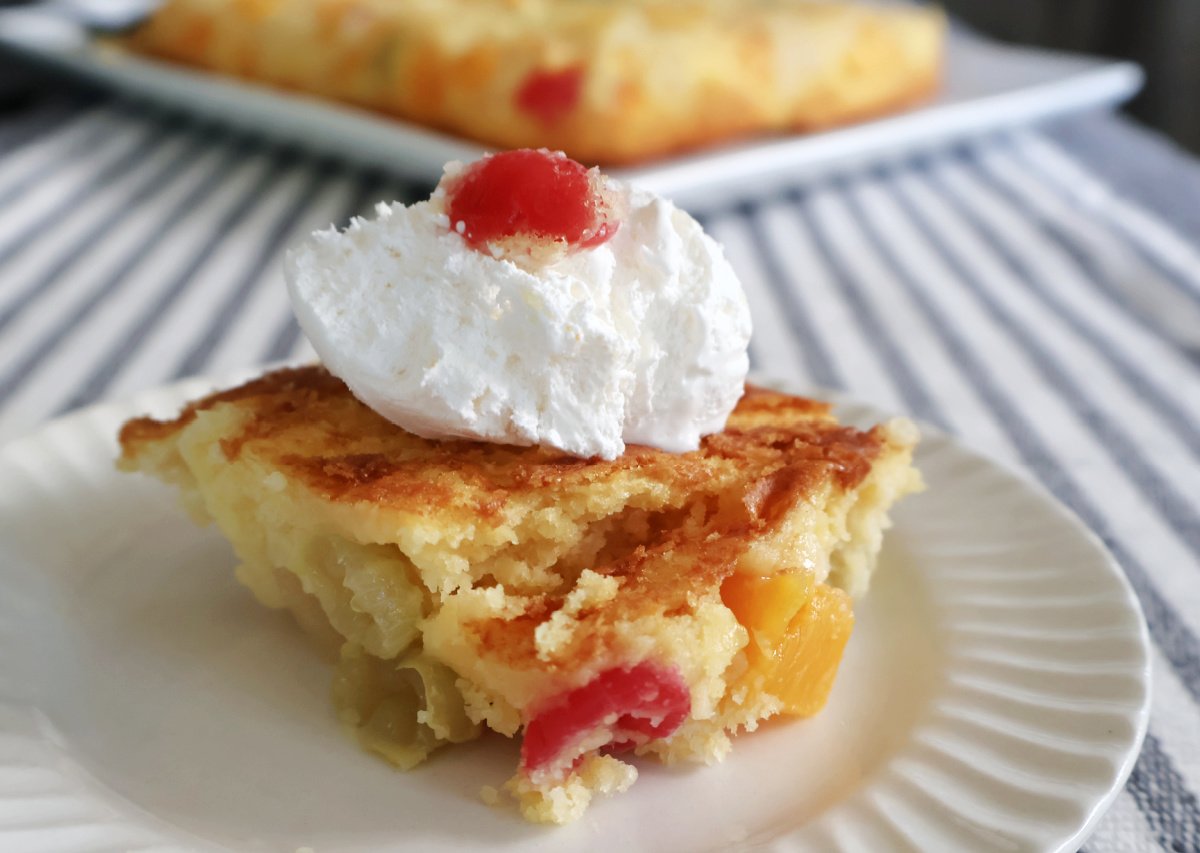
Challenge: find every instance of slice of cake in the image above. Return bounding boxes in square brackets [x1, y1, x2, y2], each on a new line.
[118, 148, 921, 823]
[118, 365, 920, 823]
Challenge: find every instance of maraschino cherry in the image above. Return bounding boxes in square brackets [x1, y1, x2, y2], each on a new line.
[520, 662, 691, 778]
[442, 148, 618, 253]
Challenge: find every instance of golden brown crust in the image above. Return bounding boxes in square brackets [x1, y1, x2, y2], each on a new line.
[119, 365, 883, 518]
[124, 0, 945, 165]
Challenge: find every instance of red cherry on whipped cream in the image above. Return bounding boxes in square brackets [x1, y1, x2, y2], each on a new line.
[285, 148, 750, 461]
[520, 662, 690, 780]
[443, 149, 617, 250]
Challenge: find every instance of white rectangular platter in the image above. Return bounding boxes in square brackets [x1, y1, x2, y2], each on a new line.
[0, 9, 1142, 210]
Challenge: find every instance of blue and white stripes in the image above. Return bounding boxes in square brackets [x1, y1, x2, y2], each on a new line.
[1, 94, 1198, 852]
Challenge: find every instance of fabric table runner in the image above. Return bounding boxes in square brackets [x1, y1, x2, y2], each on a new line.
[1, 92, 1198, 853]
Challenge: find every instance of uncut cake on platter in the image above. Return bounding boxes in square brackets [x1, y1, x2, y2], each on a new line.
[125, 0, 945, 164]
[117, 149, 921, 824]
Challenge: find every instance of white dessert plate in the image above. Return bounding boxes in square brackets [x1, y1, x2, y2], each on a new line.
[0, 9, 1142, 210]
[0, 373, 1150, 853]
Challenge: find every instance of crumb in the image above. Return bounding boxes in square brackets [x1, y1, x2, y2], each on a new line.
[506, 754, 637, 824]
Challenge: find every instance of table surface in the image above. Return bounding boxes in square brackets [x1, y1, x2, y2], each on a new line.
[1, 82, 1199, 853]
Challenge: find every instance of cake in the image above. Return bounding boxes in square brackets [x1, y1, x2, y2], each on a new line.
[125, 0, 945, 164]
[115, 147, 921, 823]
[118, 366, 921, 822]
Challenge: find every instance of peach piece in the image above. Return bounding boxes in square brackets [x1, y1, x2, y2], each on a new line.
[721, 573, 854, 717]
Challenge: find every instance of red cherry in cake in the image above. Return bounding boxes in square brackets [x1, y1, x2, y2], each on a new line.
[443, 149, 618, 251]
[516, 66, 583, 125]
[520, 662, 691, 778]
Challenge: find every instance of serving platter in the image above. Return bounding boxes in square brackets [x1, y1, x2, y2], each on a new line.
[0, 8, 1142, 209]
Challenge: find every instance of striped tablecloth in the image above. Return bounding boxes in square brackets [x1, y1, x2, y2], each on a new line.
[2, 93, 1200, 853]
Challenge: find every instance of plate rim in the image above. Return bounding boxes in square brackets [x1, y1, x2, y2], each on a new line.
[752, 371, 1152, 853]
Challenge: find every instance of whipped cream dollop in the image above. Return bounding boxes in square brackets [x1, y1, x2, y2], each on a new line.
[285, 151, 752, 460]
